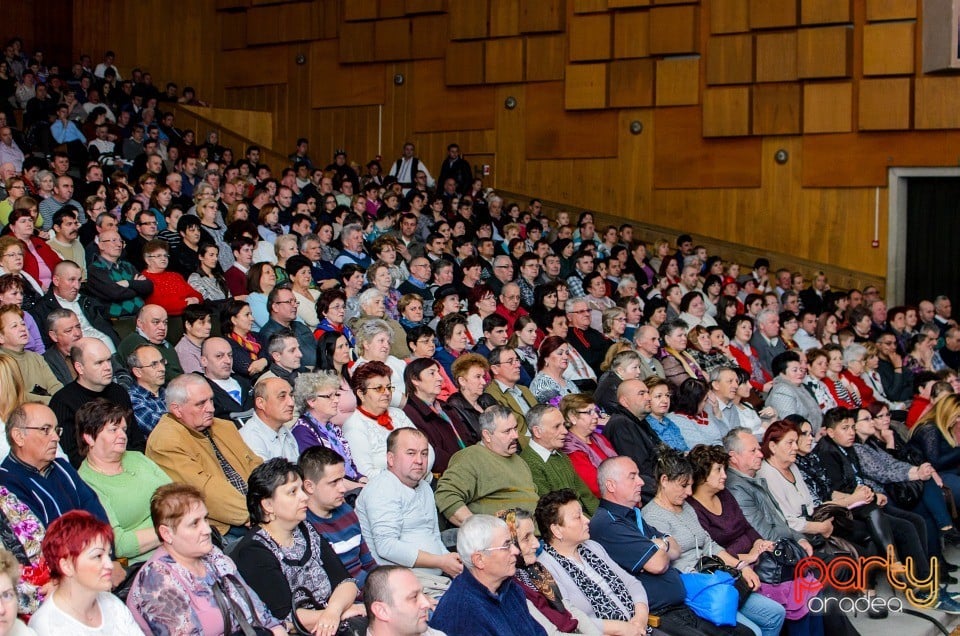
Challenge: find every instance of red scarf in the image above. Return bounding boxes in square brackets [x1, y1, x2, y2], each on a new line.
[358, 406, 393, 431]
[229, 331, 261, 357]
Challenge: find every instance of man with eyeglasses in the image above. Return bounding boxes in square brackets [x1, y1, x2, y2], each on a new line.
[87, 229, 153, 320]
[398, 257, 435, 320]
[128, 343, 168, 436]
[122, 209, 159, 272]
[484, 346, 537, 439]
[520, 404, 599, 515]
[0, 402, 109, 527]
[119, 304, 184, 382]
[257, 286, 317, 370]
[50, 337, 142, 467]
[565, 297, 609, 377]
[486, 256, 513, 298]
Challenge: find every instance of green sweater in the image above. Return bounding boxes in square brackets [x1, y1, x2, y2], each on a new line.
[78, 451, 172, 562]
[435, 445, 540, 521]
[118, 333, 183, 383]
[520, 444, 599, 515]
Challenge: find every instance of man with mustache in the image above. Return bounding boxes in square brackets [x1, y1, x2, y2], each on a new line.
[435, 405, 539, 526]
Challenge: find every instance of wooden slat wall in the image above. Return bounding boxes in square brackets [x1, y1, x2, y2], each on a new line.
[61, 0, 960, 287]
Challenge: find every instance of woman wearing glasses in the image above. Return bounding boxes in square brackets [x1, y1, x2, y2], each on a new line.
[291, 371, 366, 491]
[139, 240, 203, 318]
[531, 336, 578, 404]
[342, 361, 433, 480]
[559, 394, 616, 498]
[0, 178, 27, 226]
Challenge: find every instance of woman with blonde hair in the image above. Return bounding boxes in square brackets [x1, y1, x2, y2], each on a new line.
[910, 394, 960, 508]
[272, 234, 299, 286]
[0, 547, 38, 635]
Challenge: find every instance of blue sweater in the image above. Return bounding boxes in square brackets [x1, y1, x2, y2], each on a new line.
[429, 567, 546, 636]
[0, 456, 107, 526]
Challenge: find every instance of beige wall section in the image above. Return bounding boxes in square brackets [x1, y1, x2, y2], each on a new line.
[72, 0, 960, 286]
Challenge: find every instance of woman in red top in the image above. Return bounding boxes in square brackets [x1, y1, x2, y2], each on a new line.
[140, 239, 202, 316]
[559, 393, 616, 498]
[7, 206, 60, 291]
[727, 315, 772, 393]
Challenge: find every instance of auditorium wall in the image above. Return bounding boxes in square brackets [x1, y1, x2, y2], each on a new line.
[68, 0, 960, 285]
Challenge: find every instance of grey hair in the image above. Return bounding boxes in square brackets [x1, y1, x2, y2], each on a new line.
[165, 373, 210, 409]
[596, 456, 633, 496]
[565, 297, 588, 313]
[617, 275, 637, 292]
[526, 404, 558, 436]
[293, 371, 342, 412]
[755, 308, 778, 326]
[843, 343, 867, 365]
[611, 349, 641, 373]
[708, 365, 739, 384]
[298, 233, 320, 251]
[721, 426, 755, 453]
[601, 307, 626, 333]
[342, 223, 362, 240]
[478, 404, 514, 436]
[358, 287, 385, 309]
[44, 307, 76, 333]
[355, 318, 394, 355]
[274, 234, 299, 259]
[126, 343, 159, 370]
[457, 514, 508, 571]
[267, 330, 296, 359]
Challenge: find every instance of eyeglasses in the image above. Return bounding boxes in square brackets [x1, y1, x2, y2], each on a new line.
[1, 252, 22, 258]
[568, 309, 590, 314]
[481, 540, 515, 554]
[145, 253, 168, 259]
[494, 265, 512, 269]
[856, 416, 873, 423]
[137, 220, 157, 226]
[137, 359, 167, 369]
[315, 391, 342, 400]
[363, 385, 395, 394]
[495, 357, 520, 365]
[18, 425, 62, 437]
[274, 299, 299, 306]
[576, 408, 599, 416]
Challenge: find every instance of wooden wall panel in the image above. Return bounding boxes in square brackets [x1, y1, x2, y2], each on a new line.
[711, 0, 750, 33]
[380, 0, 406, 18]
[573, 0, 609, 12]
[309, 41, 386, 107]
[703, 87, 752, 137]
[405, 0, 445, 14]
[865, 0, 916, 21]
[752, 83, 801, 134]
[526, 82, 618, 158]
[446, 42, 485, 85]
[449, 0, 488, 39]
[246, 3, 314, 45]
[565, 64, 608, 109]
[749, 0, 798, 29]
[569, 14, 613, 61]
[220, 11, 248, 50]
[613, 11, 651, 59]
[519, 0, 565, 33]
[655, 58, 700, 105]
[374, 18, 412, 60]
[800, 0, 852, 25]
[410, 15, 449, 59]
[858, 77, 911, 130]
[525, 35, 567, 81]
[608, 59, 655, 107]
[485, 38, 526, 84]
[862, 22, 915, 75]
[608, 0, 651, 7]
[344, 0, 378, 21]
[706, 34, 754, 84]
[803, 82, 853, 132]
[755, 32, 798, 82]
[340, 22, 377, 62]
[490, 0, 521, 36]
[412, 60, 496, 132]
[649, 6, 700, 54]
[915, 76, 960, 129]
[797, 26, 853, 78]
[653, 107, 762, 188]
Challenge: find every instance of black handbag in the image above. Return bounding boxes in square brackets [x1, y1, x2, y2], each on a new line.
[289, 586, 367, 636]
[888, 480, 924, 509]
[810, 503, 854, 536]
[754, 538, 808, 585]
[211, 573, 274, 636]
[696, 555, 751, 607]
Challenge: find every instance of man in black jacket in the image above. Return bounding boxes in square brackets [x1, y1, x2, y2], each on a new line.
[199, 337, 254, 427]
[31, 260, 120, 349]
[602, 379, 658, 503]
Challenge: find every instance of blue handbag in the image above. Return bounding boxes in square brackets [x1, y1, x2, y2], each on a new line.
[680, 570, 740, 627]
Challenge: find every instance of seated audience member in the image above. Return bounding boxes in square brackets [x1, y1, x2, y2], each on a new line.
[145, 374, 262, 536]
[85, 229, 153, 320]
[30, 260, 119, 350]
[351, 319, 407, 408]
[0, 236, 43, 312]
[168, 214, 203, 278]
[364, 566, 447, 636]
[658, 319, 706, 387]
[535, 490, 654, 636]
[559, 393, 618, 498]
[259, 330, 304, 385]
[444, 353, 495, 439]
[239, 377, 298, 462]
[41, 308, 83, 385]
[909, 395, 960, 508]
[435, 405, 539, 525]
[174, 303, 213, 374]
[591, 456, 753, 636]
[593, 349, 642, 413]
[906, 370, 939, 428]
[233, 459, 366, 633]
[222, 299, 269, 379]
[431, 313, 470, 381]
[0, 274, 44, 354]
[640, 447, 786, 636]
[118, 304, 184, 382]
[520, 405, 599, 514]
[49, 337, 141, 466]
[357, 428, 460, 597]
[224, 237, 256, 298]
[633, 325, 667, 381]
[0, 546, 38, 634]
[403, 357, 478, 474]
[764, 351, 824, 436]
[292, 370, 364, 485]
[875, 332, 915, 404]
[315, 289, 356, 346]
[126, 484, 285, 635]
[200, 336, 254, 425]
[75, 399, 171, 564]
[405, 325, 458, 401]
[140, 239, 203, 316]
[565, 297, 609, 377]
[0, 403, 107, 526]
[46, 207, 87, 279]
[127, 343, 168, 436]
[472, 312, 509, 359]
[667, 376, 723, 448]
[430, 514, 547, 636]
[351, 288, 411, 360]
[257, 285, 317, 370]
[603, 379, 659, 501]
[29, 511, 143, 635]
[344, 361, 431, 478]
[300, 447, 376, 587]
[0, 305, 62, 403]
[485, 346, 538, 438]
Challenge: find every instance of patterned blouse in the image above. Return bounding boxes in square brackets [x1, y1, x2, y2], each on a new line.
[0, 486, 47, 614]
[795, 452, 831, 507]
[291, 411, 364, 481]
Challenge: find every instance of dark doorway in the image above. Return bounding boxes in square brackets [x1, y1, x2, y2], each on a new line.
[904, 177, 960, 305]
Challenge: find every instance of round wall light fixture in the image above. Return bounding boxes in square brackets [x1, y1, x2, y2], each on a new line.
[629, 120, 643, 135]
[393, 73, 405, 86]
[504, 96, 517, 110]
[774, 149, 789, 164]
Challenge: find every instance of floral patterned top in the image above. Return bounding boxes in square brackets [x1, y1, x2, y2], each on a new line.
[0, 486, 48, 614]
[127, 545, 281, 636]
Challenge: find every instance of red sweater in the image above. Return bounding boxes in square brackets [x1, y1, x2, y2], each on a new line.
[141, 270, 203, 316]
[19, 237, 61, 289]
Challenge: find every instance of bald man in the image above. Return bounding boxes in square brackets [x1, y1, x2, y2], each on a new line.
[49, 337, 143, 467]
[200, 337, 254, 424]
[118, 304, 184, 382]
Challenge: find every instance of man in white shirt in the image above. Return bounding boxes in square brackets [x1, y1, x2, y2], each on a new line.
[239, 377, 298, 462]
[365, 566, 448, 636]
[0, 127, 24, 172]
[388, 142, 434, 192]
[793, 309, 820, 351]
[31, 260, 119, 353]
[356, 428, 461, 597]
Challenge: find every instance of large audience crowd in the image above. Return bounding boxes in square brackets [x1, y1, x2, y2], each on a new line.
[1, 38, 960, 636]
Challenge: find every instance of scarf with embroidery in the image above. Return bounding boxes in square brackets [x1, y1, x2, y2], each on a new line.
[542, 543, 634, 622]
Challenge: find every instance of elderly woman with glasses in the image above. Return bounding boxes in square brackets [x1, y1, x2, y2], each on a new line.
[559, 394, 616, 498]
[350, 288, 410, 360]
[292, 371, 366, 490]
[342, 361, 433, 480]
[351, 319, 406, 408]
[139, 239, 203, 317]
